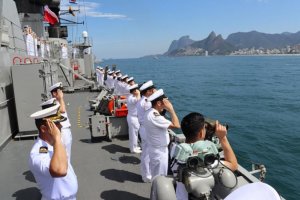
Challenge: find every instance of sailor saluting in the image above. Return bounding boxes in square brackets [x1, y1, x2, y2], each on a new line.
[29, 104, 78, 200]
[49, 82, 73, 160]
[143, 89, 180, 179]
[136, 80, 156, 182]
[127, 83, 141, 153]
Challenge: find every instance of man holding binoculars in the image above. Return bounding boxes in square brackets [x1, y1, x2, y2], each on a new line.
[175, 112, 238, 200]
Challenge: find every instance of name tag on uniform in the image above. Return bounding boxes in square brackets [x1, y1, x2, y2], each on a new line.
[39, 146, 48, 153]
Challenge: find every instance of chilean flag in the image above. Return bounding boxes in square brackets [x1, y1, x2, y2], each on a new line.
[43, 5, 59, 25]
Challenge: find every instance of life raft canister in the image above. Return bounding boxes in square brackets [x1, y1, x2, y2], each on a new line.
[114, 96, 128, 117]
[107, 96, 128, 117]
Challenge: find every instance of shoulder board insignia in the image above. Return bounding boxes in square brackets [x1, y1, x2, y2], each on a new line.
[39, 146, 48, 154]
[153, 112, 160, 117]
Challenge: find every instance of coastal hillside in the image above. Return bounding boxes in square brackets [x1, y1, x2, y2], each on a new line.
[165, 32, 235, 56]
[166, 35, 195, 54]
[165, 30, 300, 56]
[226, 31, 300, 49]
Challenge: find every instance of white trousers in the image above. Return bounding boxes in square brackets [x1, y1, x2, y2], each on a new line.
[149, 146, 168, 180]
[61, 127, 72, 161]
[127, 115, 140, 152]
[42, 195, 76, 200]
[97, 76, 104, 87]
[139, 126, 151, 180]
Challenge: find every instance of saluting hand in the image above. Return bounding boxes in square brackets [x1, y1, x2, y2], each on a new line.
[45, 119, 61, 144]
[56, 89, 64, 100]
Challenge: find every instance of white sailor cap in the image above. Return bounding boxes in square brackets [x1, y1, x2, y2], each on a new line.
[23, 25, 29, 28]
[115, 70, 121, 74]
[128, 84, 139, 91]
[147, 89, 167, 102]
[140, 80, 155, 92]
[127, 77, 134, 83]
[40, 98, 60, 109]
[121, 74, 128, 80]
[108, 71, 115, 75]
[116, 74, 122, 78]
[30, 104, 66, 123]
[49, 82, 63, 92]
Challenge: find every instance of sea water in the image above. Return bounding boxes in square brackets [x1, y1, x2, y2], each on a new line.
[101, 56, 300, 200]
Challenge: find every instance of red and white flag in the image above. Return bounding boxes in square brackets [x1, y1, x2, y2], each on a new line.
[43, 5, 59, 25]
[69, 0, 77, 3]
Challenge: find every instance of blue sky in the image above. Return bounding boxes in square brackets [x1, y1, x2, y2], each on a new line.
[61, 0, 300, 59]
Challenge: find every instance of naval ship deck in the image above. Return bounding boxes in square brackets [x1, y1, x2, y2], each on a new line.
[0, 91, 151, 200]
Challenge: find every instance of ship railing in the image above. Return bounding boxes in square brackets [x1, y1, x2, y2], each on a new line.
[0, 97, 14, 107]
[0, 16, 26, 54]
[74, 37, 94, 46]
[59, 62, 95, 87]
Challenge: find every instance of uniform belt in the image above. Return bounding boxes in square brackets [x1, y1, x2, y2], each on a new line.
[42, 194, 76, 200]
[149, 144, 168, 148]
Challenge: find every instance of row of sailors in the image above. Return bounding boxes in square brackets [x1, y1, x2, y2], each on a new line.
[23, 25, 73, 59]
[95, 67, 180, 182]
[95, 66, 136, 96]
[23, 25, 50, 58]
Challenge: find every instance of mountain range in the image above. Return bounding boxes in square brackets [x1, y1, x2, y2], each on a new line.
[164, 31, 300, 56]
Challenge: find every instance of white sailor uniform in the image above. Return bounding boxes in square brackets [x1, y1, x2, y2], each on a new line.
[25, 34, 35, 56]
[96, 69, 104, 87]
[113, 77, 121, 95]
[105, 75, 115, 89]
[60, 112, 72, 161]
[46, 43, 50, 58]
[144, 108, 171, 179]
[29, 138, 78, 200]
[61, 45, 68, 59]
[136, 96, 152, 181]
[49, 82, 73, 161]
[40, 42, 45, 58]
[34, 37, 38, 57]
[127, 93, 140, 153]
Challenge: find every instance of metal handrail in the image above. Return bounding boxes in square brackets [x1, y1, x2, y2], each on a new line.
[59, 62, 95, 86]
[0, 98, 13, 106]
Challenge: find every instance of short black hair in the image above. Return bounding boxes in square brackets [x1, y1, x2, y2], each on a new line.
[151, 95, 166, 107]
[141, 85, 155, 96]
[181, 112, 205, 141]
[35, 118, 45, 132]
[130, 88, 138, 93]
